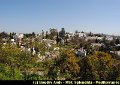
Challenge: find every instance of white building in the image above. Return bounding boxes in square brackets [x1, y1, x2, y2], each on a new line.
[91, 43, 103, 47]
[97, 37, 103, 40]
[110, 51, 120, 56]
[76, 47, 87, 57]
[106, 36, 113, 41]
[13, 33, 24, 40]
[85, 36, 103, 41]
[78, 32, 87, 37]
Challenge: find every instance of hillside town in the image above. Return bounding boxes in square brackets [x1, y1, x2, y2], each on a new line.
[1, 28, 120, 58]
[0, 28, 120, 80]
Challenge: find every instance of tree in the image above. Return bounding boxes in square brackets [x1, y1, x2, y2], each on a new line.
[88, 51, 114, 80]
[79, 57, 99, 80]
[59, 28, 65, 39]
[108, 64, 120, 80]
[95, 39, 98, 43]
[0, 63, 23, 80]
[88, 32, 93, 36]
[42, 30, 44, 39]
[48, 49, 80, 80]
[102, 36, 106, 44]
[45, 31, 49, 39]
[9, 32, 13, 39]
[0, 43, 38, 80]
[115, 38, 120, 45]
[0, 31, 9, 38]
[49, 28, 57, 40]
[32, 32, 35, 37]
[56, 32, 61, 45]
[74, 30, 79, 38]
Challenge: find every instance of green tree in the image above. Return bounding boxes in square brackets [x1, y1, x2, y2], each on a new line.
[88, 51, 114, 80]
[45, 31, 49, 39]
[79, 57, 99, 80]
[48, 49, 80, 80]
[49, 28, 57, 40]
[42, 30, 44, 39]
[0, 63, 23, 80]
[59, 28, 65, 39]
[32, 32, 35, 37]
[115, 38, 120, 45]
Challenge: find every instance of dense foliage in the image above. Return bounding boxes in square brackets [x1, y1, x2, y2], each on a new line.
[0, 29, 120, 80]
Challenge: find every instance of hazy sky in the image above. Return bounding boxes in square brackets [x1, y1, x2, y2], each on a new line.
[0, 0, 120, 35]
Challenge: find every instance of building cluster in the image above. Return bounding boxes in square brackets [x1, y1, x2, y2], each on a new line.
[1, 29, 120, 61]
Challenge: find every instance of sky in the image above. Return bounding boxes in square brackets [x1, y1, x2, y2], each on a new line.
[0, 0, 120, 35]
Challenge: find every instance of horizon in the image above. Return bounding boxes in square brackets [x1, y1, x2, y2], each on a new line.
[0, 0, 120, 35]
[0, 29, 118, 37]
